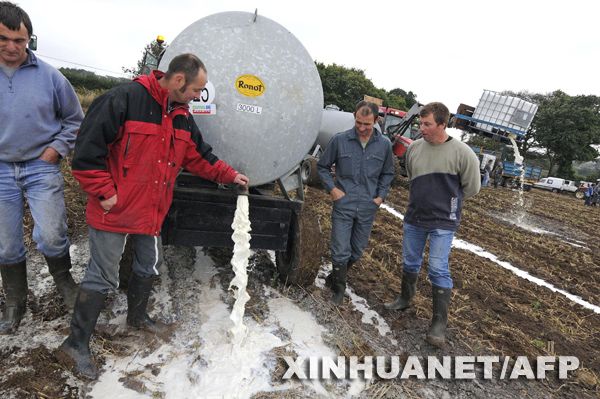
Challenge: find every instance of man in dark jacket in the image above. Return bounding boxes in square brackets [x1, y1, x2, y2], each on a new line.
[56, 53, 248, 380]
[317, 101, 395, 305]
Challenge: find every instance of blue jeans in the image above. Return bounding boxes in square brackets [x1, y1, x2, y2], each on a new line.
[482, 171, 490, 187]
[402, 222, 455, 288]
[0, 159, 69, 264]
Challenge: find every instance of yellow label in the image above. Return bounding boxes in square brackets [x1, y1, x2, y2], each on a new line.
[235, 75, 265, 97]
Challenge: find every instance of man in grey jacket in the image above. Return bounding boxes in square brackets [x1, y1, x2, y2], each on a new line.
[318, 101, 395, 305]
[0, 2, 83, 334]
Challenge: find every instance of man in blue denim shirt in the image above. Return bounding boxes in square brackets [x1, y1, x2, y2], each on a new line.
[318, 101, 394, 305]
[0, 2, 83, 334]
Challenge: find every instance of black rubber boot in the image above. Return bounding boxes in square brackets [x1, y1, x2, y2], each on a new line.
[45, 253, 78, 310]
[425, 285, 452, 348]
[331, 262, 347, 306]
[126, 273, 169, 336]
[55, 288, 106, 380]
[325, 259, 354, 289]
[0, 261, 28, 335]
[384, 271, 419, 310]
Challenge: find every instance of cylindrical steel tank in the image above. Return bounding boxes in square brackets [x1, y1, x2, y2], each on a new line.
[159, 11, 323, 186]
[317, 109, 355, 150]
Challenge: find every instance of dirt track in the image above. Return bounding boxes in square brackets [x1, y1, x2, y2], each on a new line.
[0, 175, 599, 398]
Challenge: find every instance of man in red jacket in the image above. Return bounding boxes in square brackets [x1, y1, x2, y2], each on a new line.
[56, 53, 249, 380]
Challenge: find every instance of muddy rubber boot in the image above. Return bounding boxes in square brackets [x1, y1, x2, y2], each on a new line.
[126, 273, 170, 336]
[45, 253, 78, 310]
[384, 271, 419, 310]
[331, 262, 347, 306]
[325, 260, 353, 289]
[425, 285, 452, 348]
[0, 261, 28, 335]
[55, 288, 106, 380]
[324, 272, 334, 289]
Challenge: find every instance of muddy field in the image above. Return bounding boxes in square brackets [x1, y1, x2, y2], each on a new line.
[0, 173, 599, 398]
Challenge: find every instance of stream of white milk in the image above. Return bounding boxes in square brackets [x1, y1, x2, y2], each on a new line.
[229, 194, 252, 346]
[509, 138, 527, 224]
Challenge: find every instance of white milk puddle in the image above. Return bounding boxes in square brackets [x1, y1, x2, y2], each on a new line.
[315, 264, 398, 345]
[381, 205, 600, 314]
[494, 213, 590, 250]
[90, 251, 283, 399]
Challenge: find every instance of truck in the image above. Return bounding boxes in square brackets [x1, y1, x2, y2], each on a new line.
[468, 145, 543, 189]
[123, 11, 326, 286]
[533, 177, 579, 194]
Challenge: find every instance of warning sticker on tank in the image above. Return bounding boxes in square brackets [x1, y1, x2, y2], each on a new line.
[236, 103, 262, 115]
[190, 103, 216, 115]
[235, 75, 265, 97]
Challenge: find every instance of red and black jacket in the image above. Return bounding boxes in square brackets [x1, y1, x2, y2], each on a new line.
[72, 71, 238, 236]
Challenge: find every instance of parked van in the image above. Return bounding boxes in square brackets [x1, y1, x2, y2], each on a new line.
[533, 177, 578, 194]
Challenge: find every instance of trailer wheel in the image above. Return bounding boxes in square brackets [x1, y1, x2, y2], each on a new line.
[575, 191, 584, 199]
[275, 204, 324, 286]
[551, 188, 559, 193]
[301, 156, 321, 187]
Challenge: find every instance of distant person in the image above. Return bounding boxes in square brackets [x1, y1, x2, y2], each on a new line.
[384, 102, 481, 348]
[592, 183, 600, 206]
[481, 159, 493, 187]
[56, 53, 249, 380]
[318, 101, 394, 305]
[0, 1, 83, 334]
[584, 183, 593, 206]
[492, 161, 503, 188]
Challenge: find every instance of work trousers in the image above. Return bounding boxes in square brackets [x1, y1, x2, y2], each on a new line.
[330, 198, 378, 265]
[81, 227, 162, 294]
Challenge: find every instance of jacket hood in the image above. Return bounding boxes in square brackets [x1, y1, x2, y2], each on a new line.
[134, 70, 169, 108]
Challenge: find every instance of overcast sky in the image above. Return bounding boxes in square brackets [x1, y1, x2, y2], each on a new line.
[15, 0, 599, 112]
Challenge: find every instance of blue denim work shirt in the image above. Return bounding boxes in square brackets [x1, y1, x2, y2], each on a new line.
[317, 127, 395, 208]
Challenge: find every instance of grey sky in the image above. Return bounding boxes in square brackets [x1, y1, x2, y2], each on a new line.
[15, 0, 599, 112]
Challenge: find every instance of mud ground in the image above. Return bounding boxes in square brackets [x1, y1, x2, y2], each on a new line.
[0, 174, 598, 398]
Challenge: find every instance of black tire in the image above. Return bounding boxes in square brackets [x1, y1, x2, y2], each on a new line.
[575, 191, 584, 199]
[301, 156, 321, 187]
[551, 188, 559, 193]
[275, 204, 324, 286]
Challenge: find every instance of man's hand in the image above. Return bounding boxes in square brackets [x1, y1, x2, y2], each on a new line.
[39, 147, 61, 164]
[373, 197, 383, 206]
[233, 173, 249, 186]
[330, 187, 345, 201]
[100, 194, 117, 212]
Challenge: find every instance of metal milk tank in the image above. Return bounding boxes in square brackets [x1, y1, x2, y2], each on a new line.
[159, 11, 323, 186]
